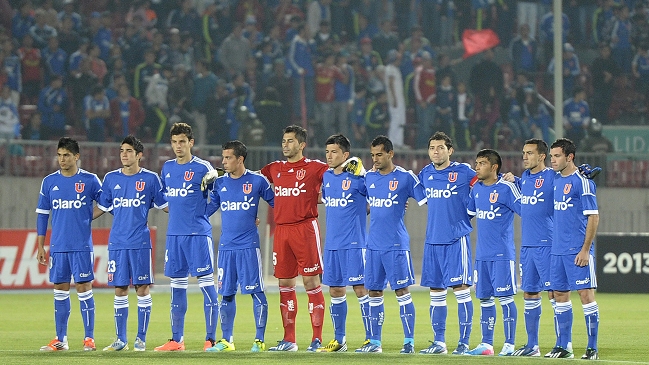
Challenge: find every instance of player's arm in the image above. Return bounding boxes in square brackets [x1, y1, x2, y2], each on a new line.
[205, 188, 221, 217]
[36, 213, 49, 266]
[576, 213, 599, 267]
[93, 205, 106, 220]
[201, 167, 225, 191]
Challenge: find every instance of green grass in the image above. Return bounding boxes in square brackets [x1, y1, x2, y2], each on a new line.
[1, 290, 647, 364]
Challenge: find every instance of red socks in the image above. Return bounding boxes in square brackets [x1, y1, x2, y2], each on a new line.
[279, 286, 297, 343]
[306, 285, 325, 341]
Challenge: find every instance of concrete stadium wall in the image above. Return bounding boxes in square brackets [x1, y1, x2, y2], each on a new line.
[2, 177, 647, 275]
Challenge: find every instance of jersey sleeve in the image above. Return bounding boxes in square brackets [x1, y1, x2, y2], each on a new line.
[467, 187, 476, 217]
[358, 176, 367, 197]
[582, 179, 598, 215]
[408, 170, 427, 206]
[35, 177, 51, 214]
[152, 173, 168, 209]
[504, 181, 522, 216]
[90, 174, 103, 203]
[205, 180, 221, 217]
[260, 162, 274, 183]
[259, 174, 275, 208]
[97, 174, 112, 212]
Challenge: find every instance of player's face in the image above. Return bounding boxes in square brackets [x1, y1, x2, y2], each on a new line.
[522, 144, 544, 170]
[325, 143, 349, 169]
[370, 144, 393, 172]
[550, 147, 572, 172]
[428, 139, 452, 167]
[221, 148, 243, 173]
[171, 133, 193, 159]
[57, 148, 79, 171]
[120, 143, 141, 168]
[281, 132, 305, 159]
[475, 156, 496, 181]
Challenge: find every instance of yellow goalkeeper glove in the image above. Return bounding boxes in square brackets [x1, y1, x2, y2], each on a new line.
[341, 157, 366, 176]
[201, 167, 225, 191]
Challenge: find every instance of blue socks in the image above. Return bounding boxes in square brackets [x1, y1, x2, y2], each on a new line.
[358, 295, 371, 340]
[500, 295, 517, 345]
[524, 298, 541, 348]
[330, 295, 347, 343]
[170, 277, 188, 342]
[137, 294, 152, 342]
[78, 290, 95, 339]
[114, 295, 128, 342]
[252, 292, 268, 341]
[479, 298, 496, 345]
[555, 301, 573, 349]
[429, 291, 447, 343]
[397, 293, 415, 340]
[220, 295, 236, 342]
[198, 274, 219, 341]
[368, 296, 384, 342]
[54, 289, 70, 342]
[454, 288, 473, 345]
[583, 302, 599, 350]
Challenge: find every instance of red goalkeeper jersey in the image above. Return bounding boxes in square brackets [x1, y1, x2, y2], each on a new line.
[261, 157, 328, 225]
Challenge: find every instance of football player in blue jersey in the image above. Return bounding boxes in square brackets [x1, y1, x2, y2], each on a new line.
[356, 135, 427, 354]
[97, 135, 168, 352]
[548, 138, 600, 360]
[318, 134, 370, 353]
[154, 122, 220, 352]
[417, 132, 476, 355]
[36, 137, 103, 352]
[204, 140, 274, 353]
[466, 149, 522, 357]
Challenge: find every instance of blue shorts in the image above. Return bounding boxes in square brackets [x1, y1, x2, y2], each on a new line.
[420, 235, 472, 289]
[164, 235, 215, 278]
[217, 248, 265, 296]
[364, 249, 415, 291]
[520, 246, 552, 293]
[322, 248, 366, 287]
[49, 251, 94, 284]
[551, 254, 597, 291]
[474, 260, 517, 299]
[107, 249, 154, 287]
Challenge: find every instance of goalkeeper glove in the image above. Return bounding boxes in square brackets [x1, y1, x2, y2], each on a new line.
[201, 167, 225, 191]
[341, 156, 366, 176]
[578, 163, 602, 180]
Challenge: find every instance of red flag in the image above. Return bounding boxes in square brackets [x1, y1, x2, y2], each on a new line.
[462, 29, 500, 59]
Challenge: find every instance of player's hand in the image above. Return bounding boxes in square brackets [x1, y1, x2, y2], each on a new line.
[577, 163, 602, 180]
[256, 217, 260, 227]
[201, 167, 225, 191]
[37, 247, 47, 266]
[575, 249, 590, 267]
[502, 172, 515, 182]
[341, 157, 366, 176]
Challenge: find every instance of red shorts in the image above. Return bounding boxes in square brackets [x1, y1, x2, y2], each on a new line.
[273, 218, 323, 278]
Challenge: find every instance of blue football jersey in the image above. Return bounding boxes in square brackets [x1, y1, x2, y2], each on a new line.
[419, 161, 476, 244]
[520, 167, 555, 247]
[322, 169, 368, 250]
[35, 169, 102, 253]
[365, 166, 427, 251]
[207, 170, 274, 250]
[161, 156, 213, 236]
[552, 170, 598, 256]
[98, 168, 168, 250]
[468, 178, 521, 261]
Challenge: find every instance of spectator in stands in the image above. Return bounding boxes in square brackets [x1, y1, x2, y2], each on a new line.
[435, 74, 455, 142]
[265, 58, 292, 119]
[22, 110, 41, 140]
[313, 20, 335, 57]
[89, 11, 112, 62]
[203, 78, 229, 146]
[471, 84, 501, 150]
[144, 66, 171, 143]
[436, 53, 458, 89]
[37, 75, 67, 140]
[235, 0, 265, 31]
[591, 44, 619, 124]
[580, 118, 613, 153]
[275, 0, 304, 40]
[58, 0, 82, 32]
[403, 24, 431, 52]
[509, 23, 538, 74]
[150, 30, 170, 66]
[117, 23, 148, 71]
[37, 0, 58, 27]
[421, 0, 441, 46]
[358, 37, 382, 72]
[18, 34, 43, 103]
[307, 0, 332, 37]
[42, 37, 67, 84]
[563, 86, 590, 144]
[547, 43, 580, 98]
[365, 89, 390, 142]
[454, 81, 473, 151]
[632, 42, 649, 98]
[179, 32, 195, 72]
[314, 51, 346, 141]
[192, 58, 217, 146]
[288, 23, 316, 126]
[373, 20, 399, 63]
[110, 84, 144, 141]
[219, 22, 251, 78]
[88, 44, 107, 85]
[0, 84, 19, 140]
[68, 37, 88, 78]
[58, 16, 81, 57]
[505, 85, 530, 148]
[355, 12, 379, 42]
[126, 0, 157, 30]
[168, 64, 193, 124]
[166, 0, 201, 42]
[593, 0, 615, 47]
[523, 88, 552, 144]
[333, 51, 353, 138]
[30, 8, 57, 50]
[495, 0, 516, 46]
[12, 1, 35, 44]
[226, 85, 256, 140]
[69, 58, 97, 128]
[199, 1, 220, 64]
[610, 5, 633, 74]
[385, 49, 406, 148]
[83, 84, 110, 142]
[539, 6, 570, 66]
[469, 48, 504, 102]
[350, 81, 367, 146]
[413, 51, 436, 149]
[1, 38, 22, 106]
[105, 72, 126, 101]
[133, 49, 161, 100]
[630, 5, 649, 50]
[256, 86, 288, 146]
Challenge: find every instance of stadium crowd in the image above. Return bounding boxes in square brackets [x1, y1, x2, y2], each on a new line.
[0, 0, 642, 151]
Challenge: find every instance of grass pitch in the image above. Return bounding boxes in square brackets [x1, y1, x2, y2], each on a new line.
[1, 289, 647, 364]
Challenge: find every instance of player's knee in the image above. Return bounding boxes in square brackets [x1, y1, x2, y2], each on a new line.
[352, 285, 368, 297]
[329, 286, 346, 298]
[115, 286, 129, 296]
[302, 275, 320, 289]
[222, 295, 235, 303]
[395, 287, 409, 296]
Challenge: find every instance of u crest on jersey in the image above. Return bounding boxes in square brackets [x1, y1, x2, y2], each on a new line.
[341, 179, 351, 191]
[75, 182, 85, 193]
[184, 171, 194, 181]
[242, 183, 253, 194]
[489, 192, 499, 203]
[563, 183, 572, 194]
[296, 169, 306, 181]
[389, 180, 399, 191]
[448, 172, 458, 182]
[135, 181, 146, 191]
[535, 178, 544, 188]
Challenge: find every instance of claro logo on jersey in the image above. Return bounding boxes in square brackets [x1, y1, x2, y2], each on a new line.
[221, 196, 256, 211]
[426, 183, 458, 199]
[368, 193, 399, 208]
[113, 192, 147, 208]
[323, 192, 354, 207]
[53, 193, 87, 209]
[275, 182, 307, 196]
[166, 182, 194, 197]
[521, 190, 545, 205]
[476, 206, 502, 220]
[554, 196, 574, 211]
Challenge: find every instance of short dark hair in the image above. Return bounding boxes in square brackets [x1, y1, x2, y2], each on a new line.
[325, 134, 351, 153]
[476, 148, 502, 174]
[524, 138, 548, 156]
[170, 122, 194, 141]
[58, 137, 79, 155]
[283, 125, 307, 144]
[550, 138, 576, 158]
[122, 135, 144, 154]
[429, 131, 453, 150]
[371, 135, 393, 153]
[222, 140, 247, 161]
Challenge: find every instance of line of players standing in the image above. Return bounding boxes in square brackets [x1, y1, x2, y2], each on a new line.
[34, 121, 599, 360]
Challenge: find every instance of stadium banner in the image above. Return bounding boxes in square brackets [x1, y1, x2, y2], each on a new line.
[0, 228, 156, 289]
[602, 125, 649, 153]
[596, 233, 649, 293]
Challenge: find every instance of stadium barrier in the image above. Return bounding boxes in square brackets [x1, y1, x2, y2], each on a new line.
[0, 228, 156, 290]
[596, 232, 649, 293]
